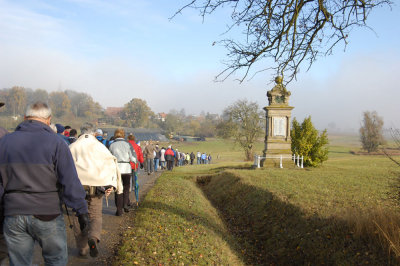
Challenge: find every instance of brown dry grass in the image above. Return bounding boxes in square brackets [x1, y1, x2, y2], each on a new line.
[344, 208, 400, 260]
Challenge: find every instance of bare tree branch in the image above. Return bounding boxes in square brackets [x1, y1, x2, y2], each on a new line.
[173, 0, 393, 83]
[383, 127, 400, 167]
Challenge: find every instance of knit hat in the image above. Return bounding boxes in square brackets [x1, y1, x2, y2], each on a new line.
[96, 129, 103, 135]
[55, 124, 65, 134]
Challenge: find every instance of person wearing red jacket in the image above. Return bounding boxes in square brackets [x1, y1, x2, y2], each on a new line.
[164, 146, 175, 171]
[128, 134, 144, 206]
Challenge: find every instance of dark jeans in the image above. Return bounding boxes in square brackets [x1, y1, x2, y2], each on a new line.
[115, 173, 131, 214]
[167, 160, 174, 170]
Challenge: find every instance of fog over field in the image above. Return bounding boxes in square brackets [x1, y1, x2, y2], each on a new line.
[0, 0, 398, 132]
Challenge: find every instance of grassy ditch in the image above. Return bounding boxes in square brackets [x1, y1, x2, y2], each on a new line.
[199, 169, 399, 264]
[114, 168, 244, 265]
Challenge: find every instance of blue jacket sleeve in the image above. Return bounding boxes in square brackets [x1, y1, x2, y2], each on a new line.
[55, 141, 88, 215]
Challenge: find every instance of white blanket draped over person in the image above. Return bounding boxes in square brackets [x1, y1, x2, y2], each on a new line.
[69, 130, 123, 257]
[69, 133, 122, 193]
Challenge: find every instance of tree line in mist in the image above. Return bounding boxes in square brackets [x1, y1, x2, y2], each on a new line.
[0, 86, 222, 138]
[0, 86, 102, 119]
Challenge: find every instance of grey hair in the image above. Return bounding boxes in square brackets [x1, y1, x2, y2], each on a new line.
[25, 102, 51, 119]
[80, 122, 96, 134]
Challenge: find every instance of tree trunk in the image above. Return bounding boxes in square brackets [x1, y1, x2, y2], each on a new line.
[245, 148, 253, 161]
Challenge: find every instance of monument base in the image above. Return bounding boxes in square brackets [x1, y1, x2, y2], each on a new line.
[260, 139, 292, 168]
[261, 157, 296, 168]
[260, 148, 293, 168]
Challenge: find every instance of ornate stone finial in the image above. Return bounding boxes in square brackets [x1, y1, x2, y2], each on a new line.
[267, 76, 291, 106]
[275, 76, 283, 85]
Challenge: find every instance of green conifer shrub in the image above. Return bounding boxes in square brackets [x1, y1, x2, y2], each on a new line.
[291, 116, 329, 167]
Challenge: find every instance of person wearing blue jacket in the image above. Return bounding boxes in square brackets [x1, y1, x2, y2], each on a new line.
[201, 152, 207, 164]
[55, 123, 71, 145]
[0, 102, 89, 266]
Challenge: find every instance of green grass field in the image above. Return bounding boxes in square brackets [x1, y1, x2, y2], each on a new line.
[114, 135, 400, 265]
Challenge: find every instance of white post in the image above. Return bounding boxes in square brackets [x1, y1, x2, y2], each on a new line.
[257, 155, 261, 168]
[280, 155, 283, 168]
[292, 154, 295, 161]
[297, 155, 300, 167]
[301, 156, 304, 168]
[254, 155, 258, 168]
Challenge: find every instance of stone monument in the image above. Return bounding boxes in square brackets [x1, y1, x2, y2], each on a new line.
[261, 76, 294, 166]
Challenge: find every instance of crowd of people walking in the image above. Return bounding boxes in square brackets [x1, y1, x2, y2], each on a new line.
[142, 145, 212, 172]
[0, 101, 214, 265]
[112, 140, 213, 174]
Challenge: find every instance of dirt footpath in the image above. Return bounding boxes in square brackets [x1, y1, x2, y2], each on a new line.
[25, 170, 161, 266]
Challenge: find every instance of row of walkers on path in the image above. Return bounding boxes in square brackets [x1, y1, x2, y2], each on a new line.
[196, 151, 212, 165]
[142, 146, 213, 172]
[45, 122, 145, 215]
[95, 135, 213, 174]
[161, 148, 213, 170]
[0, 101, 149, 265]
[141, 144, 193, 173]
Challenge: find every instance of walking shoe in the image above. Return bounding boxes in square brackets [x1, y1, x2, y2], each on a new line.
[124, 207, 130, 213]
[115, 210, 123, 216]
[88, 239, 99, 257]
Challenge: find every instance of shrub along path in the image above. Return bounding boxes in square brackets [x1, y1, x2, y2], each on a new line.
[26, 170, 161, 266]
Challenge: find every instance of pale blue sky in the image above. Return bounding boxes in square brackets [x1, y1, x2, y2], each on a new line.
[0, 0, 399, 131]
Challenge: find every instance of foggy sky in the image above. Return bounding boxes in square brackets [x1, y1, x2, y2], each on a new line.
[0, 0, 398, 132]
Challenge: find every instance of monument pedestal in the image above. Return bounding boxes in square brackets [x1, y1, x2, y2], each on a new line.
[261, 77, 294, 167]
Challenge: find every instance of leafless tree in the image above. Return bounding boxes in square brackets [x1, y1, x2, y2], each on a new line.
[218, 99, 264, 161]
[172, 0, 392, 83]
[359, 111, 384, 153]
